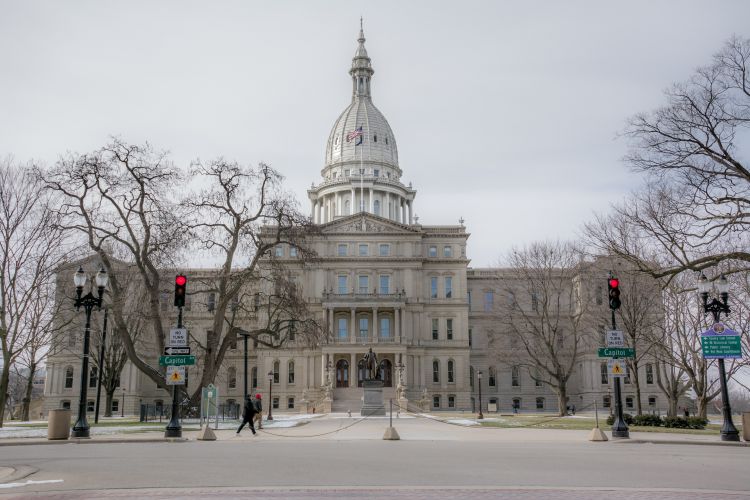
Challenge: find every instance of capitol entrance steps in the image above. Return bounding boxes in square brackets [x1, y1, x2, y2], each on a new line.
[331, 386, 396, 413]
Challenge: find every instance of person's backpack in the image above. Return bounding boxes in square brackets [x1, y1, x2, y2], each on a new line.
[254, 398, 263, 413]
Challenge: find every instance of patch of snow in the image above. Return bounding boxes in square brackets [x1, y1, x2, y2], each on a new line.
[446, 419, 480, 426]
[0, 479, 64, 489]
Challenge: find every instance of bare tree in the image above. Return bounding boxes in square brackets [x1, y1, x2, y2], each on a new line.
[0, 159, 70, 427]
[44, 142, 319, 401]
[586, 36, 750, 281]
[489, 241, 591, 416]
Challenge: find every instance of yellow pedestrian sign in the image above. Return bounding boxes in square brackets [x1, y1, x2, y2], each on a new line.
[607, 359, 627, 378]
[166, 365, 186, 385]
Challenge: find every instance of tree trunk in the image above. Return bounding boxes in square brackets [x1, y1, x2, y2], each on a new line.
[633, 369, 642, 416]
[668, 395, 678, 417]
[0, 359, 10, 427]
[104, 391, 114, 418]
[556, 382, 567, 417]
[697, 397, 708, 418]
[21, 363, 36, 421]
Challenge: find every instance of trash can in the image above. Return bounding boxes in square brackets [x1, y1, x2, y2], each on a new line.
[47, 409, 71, 440]
[743, 412, 750, 442]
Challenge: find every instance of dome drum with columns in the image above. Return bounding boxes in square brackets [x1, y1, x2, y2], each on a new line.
[309, 25, 415, 225]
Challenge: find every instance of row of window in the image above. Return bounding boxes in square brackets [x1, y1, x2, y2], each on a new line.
[226, 361, 296, 389]
[431, 318, 454, 340]
[59, 399, 119, 412]
[602, 395, 658, 409]
[61, 366, 119, 390]
[332, 243, 456, 258]
[600, 362, 655, 385]
[429, 276, 453, 299]
[468, 366, 543, 388]
[336, 316, 393, 338]
[337, 274, 394, 294]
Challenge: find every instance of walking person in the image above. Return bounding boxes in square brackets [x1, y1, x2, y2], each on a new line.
[253, 394, 263, 430]
[236, 395, 257, 436]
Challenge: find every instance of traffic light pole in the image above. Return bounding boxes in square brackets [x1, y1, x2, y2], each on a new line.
[610, 308, 629, 439]
[165, 306, 183, 438]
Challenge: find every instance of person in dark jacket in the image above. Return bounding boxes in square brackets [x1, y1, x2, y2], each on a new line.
[236, 395, 257, 436]
[253, 394, 263, 430]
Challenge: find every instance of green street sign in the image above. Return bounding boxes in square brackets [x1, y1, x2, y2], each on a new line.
[701, 336, 742, 359]
[598, 347, 635, 358]
[159, 355, 196, 366]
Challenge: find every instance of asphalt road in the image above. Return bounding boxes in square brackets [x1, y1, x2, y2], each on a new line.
[0, 418, 748, 499]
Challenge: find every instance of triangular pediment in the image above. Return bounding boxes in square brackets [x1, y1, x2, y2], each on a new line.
[319, 213, 421, 235]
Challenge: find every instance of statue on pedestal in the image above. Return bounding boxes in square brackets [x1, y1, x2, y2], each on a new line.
[363, 347, 379, 380]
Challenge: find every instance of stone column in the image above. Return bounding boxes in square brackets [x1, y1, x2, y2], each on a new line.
[350, 352, 356, 388]
[321, 353, 327, 386]
[328, 308, 334, 337]
[350, 308, 356, 342]
[408, 200, 412, 225]
[395, 307, 401, 340]
[373, 307, 379, 340]
[369, 187, 373, 214]
[310, 200, 315, 221]
[351, 187, 355, 215]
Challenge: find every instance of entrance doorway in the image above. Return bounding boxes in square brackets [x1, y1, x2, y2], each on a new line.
[336, 359, 349, 388]
[379, 359, 393, 387]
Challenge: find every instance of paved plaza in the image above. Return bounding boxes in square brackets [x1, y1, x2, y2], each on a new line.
[0, 415, 748, 498]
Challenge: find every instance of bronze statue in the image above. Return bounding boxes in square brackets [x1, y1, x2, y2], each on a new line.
[363, 347, 379, 380]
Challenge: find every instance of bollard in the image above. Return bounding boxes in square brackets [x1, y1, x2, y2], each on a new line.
[383, 399, 400, 440]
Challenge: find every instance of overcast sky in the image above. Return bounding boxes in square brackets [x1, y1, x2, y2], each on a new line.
[1, 1, 749, 267]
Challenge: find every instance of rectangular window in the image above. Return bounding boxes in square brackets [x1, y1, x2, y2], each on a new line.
[484, 291, 494, 312]
[446, 319, 453, 340]
[273, 398, 279, 409]
[430, 277, 438, 298]
[433, 395, 440, 409]
[358, 244, 368, 256]
[344, 169, 350, 177]
[207, 293, 216, 312]
[468, 328, 472, 347]
[467, 291, 472, 308]
[511, 367, 520, 387]
[288, 397, 295, 409]
[603, 396, 611, 408]
[535, 369, 542, 387]
[61, 400, 71, 410]
[87, 400, 95, 412]
[290, 247, 298, 257]
[432, 319, 439, 340]
[531, 292, 538, 312]
[379, 275, 390, 294]
[445, 277, 453, 298]
[646, 364, 654, 384]
[275, 245, 284, 257]
[379, 243, 390, 256]
[338, 276, 348, 294]
[111, 400, 119, 413]
[536, 398, 545, 410]
[338, 318, 348, 338]
[358, 275, 369, 293]
[337, 244, 348, 256]
[380, 317, 390, 337]
[428, 246, 437, 257]
[443, 246, 452, 257]
[648, 396, 656, 407]
[624, 367, 631, 385]
[625, 397, 633, 409]
[600, 362, 608, 384]
[359, 317, 369, 337]
[448, 395, 455, 408]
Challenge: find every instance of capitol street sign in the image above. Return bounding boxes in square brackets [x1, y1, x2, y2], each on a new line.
[598, 347, 635, 358]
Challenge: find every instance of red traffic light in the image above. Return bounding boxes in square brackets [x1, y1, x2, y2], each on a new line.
[608, 278, 619, 289]
[175, 275, 187, 286]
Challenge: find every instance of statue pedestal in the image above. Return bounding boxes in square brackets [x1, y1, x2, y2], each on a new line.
[361, 380, 386, 416]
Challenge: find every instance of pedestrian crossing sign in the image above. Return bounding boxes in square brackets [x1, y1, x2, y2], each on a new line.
[166, 365, 186, 385]
[607, 359, 627, 378]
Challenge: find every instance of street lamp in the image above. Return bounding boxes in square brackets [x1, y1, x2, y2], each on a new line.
[698, 273, 739, 442]
[477, 370, 484, 420]
[267, 370, 274, 421]
[71, 266, 108, 438]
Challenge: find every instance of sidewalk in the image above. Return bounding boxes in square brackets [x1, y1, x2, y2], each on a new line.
[0, 413, 747, 447]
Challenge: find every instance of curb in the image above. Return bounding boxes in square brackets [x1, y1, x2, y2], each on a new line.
[0, 437, 188, 447]
[612, 438, 750, 447]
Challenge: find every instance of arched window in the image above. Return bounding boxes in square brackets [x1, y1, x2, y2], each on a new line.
[470, 366, 475, 388]
[432, 360, 440, 383]
[336, 359, 349, 388]
[273, 360, 280, 384]
[488, 367, 496, 387]
[89, 366, 97, 388]
[374, 200, 380, 216]
[379, 359, 393, 387]
[228, 367, 236, 389]
[447, 359, 455, 383]
[251, 367, 258, 388]
[288, 360, 295, 384]
[64, 366, 74, 389]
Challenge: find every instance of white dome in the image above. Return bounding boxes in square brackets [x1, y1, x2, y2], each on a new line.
[323, 25, 400, 175]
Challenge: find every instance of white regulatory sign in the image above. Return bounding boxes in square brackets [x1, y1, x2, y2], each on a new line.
[169, 328, 188, 347]
[607, 358, 627, 377]
[606, 330, 625, 348]
[166, 366, 186, 385]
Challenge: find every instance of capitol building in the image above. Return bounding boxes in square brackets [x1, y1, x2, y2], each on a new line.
[44, 27, 669, 418]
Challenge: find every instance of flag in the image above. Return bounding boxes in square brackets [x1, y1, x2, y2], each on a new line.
[346, 126, 364, 146]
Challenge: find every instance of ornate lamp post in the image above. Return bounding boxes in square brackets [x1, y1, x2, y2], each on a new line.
[698, 273, 739, 442]
[477, 370, 484, 420]
[267, 370, 274, 421]
[72, 266, 108, 438]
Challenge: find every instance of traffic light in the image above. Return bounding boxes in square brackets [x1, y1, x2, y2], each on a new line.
[174, 274, 187, 307]
[608, 276, 621, 310]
